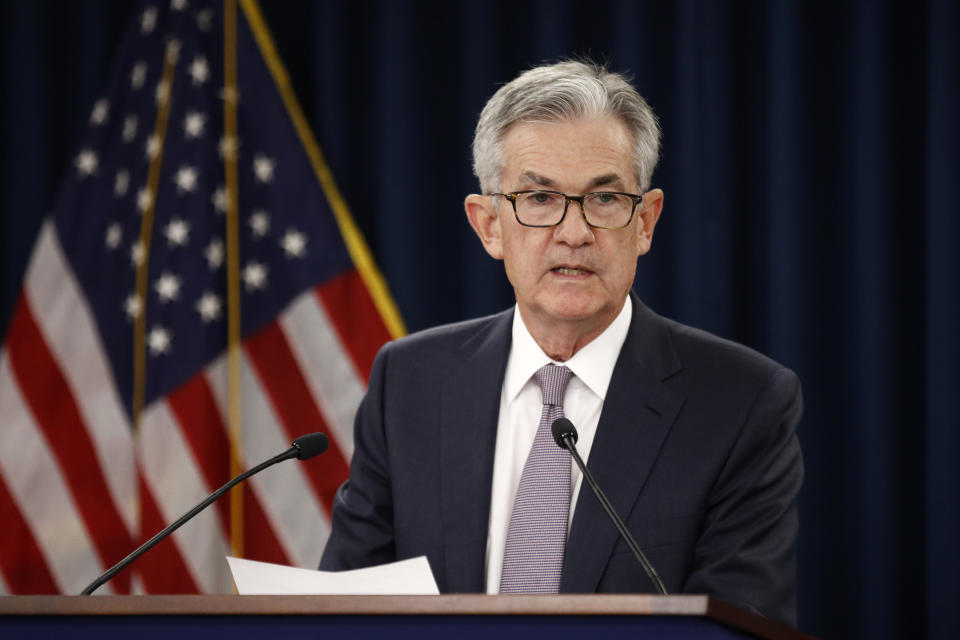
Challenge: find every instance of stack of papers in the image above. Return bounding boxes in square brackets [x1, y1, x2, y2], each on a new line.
[226, 555, 440, 595]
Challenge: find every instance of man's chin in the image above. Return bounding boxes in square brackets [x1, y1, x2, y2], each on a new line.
[534, 298, 610, 326]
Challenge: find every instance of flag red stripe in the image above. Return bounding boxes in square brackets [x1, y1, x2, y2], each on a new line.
[0, 470, 60, 594]
[134, 476, 200, 594]
[244, 321, 350, 516]
[241, 482, 291, 565]
[165, 377, 231, 534]
[6, 296, 132, 593]
[315, 269, 392, 382]
[165, 375, 291, 566]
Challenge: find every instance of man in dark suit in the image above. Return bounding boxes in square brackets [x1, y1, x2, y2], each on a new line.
[320, 60, 803, 628]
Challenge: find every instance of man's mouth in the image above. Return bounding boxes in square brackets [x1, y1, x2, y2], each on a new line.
[552, 266, 591, 276]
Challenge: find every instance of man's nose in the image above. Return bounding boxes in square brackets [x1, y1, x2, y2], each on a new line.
[554, 200, 594, 245]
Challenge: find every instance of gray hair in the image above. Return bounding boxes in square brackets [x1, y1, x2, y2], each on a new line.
[471, 59, 661, 195]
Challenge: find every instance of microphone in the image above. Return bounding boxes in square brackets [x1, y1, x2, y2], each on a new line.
[551, 418, 667, 595]
[81, 432, 329, 595]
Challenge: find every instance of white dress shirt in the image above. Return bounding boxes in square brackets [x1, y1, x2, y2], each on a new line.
[484, 297, 633, 593]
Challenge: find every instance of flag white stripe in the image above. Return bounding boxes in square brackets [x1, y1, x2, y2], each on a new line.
[280, 290, 364, 460]
[24, 223, 136, 534]
[139, 400, 231, 593]
[0, 566, 10, 594]
[206, 353, 331, 569]
[0, 354, 111, 595]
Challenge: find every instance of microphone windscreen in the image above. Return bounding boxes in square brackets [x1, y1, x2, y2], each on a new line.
[551, 417, 578, 448]
[292, 432, 329, 460]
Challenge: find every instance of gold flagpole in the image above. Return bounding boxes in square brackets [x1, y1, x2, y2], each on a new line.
[133, 40, 178, 431]
[239, 0, 406, 340]
[224, 0, 244, 558]
[131, 37, 178, 578]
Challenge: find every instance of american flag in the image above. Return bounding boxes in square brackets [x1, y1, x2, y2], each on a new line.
[0, 0, 401, 594]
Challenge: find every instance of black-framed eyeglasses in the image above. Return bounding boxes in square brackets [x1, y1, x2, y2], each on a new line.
[490, 190, 644, 229]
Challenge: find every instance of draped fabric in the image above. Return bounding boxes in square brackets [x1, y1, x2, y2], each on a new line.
[0, 0, 398, 596]
[2, 1, 957, 638]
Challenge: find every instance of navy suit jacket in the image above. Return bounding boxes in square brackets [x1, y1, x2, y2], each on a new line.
[320, 293, 804, 627]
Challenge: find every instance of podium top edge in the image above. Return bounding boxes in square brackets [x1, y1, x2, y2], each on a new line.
[1, 594, 705, 616]
[0, 595, 815, 640]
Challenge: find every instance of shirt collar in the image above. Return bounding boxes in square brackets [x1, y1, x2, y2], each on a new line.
[502, 296, 633, 403]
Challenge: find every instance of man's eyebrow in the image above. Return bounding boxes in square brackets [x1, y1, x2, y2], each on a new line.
[516, 171, 628, 190]
[587, 173, 625, 189]
[518, 171, 556, 188]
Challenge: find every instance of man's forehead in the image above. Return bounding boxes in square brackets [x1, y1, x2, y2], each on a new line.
[499, 120, 634, 192]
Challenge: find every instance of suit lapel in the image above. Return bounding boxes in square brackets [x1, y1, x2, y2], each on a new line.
[561, 295, 684, 592]
[439, 310, 513, 592]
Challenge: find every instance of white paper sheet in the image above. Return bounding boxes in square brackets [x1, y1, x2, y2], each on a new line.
[226, 555, 440, 595]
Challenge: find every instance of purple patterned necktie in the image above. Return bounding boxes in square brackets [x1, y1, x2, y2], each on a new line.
[500, 364, 574, 593]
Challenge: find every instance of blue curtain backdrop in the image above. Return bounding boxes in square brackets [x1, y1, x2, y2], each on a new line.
[2, 1, 957, 638]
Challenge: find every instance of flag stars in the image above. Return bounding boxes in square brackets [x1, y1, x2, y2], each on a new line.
[165, 38, 181, 64]
[122, 115, 138, 142]
[155, 79, 171, 106]
[205, 239, 224, 270]
[195, 8, 213, 31]
[249, 210, 270, 238]
[174, 165, 199, 193]
[141, 7, 158, 34]
[243, 262, 268, 291]
[253, 154, 275, 183]
[280, 229, 307, 258]
[74, 149, 99, 178]
[137, 187, 153, 213]
[90, 99, 109, 126]
[131, 61, 147, 90]
[114, 170, 130, 197]
[219, 135, 238, 160]
[154, 272, 181, 302]
[130, 241, 145, 267]
[183, 111, 206, 139]
[196, 292, 222, 323]
[147, 326, 172, 356]
[145, 134, 161, 159]
[212, 186, 228, 214]
[188, 56, 209, 86]
[105, 223, 123, 250]
[219, 86, 240, 105]
[124, 293, 142, 320]
[164, 218, 190, 247]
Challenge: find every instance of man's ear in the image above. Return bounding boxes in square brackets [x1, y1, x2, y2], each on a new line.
[636, 188, 664, 256]
[465, 194, 504, 260]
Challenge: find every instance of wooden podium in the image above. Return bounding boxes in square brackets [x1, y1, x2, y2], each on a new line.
[0, 594, 813, 639]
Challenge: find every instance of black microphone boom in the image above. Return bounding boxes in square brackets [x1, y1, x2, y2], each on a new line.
[550, 418, 668, 595]
[80, 432, 329, 595]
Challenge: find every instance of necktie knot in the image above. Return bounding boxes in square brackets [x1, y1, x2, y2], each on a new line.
[534, 364, 573, 408]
